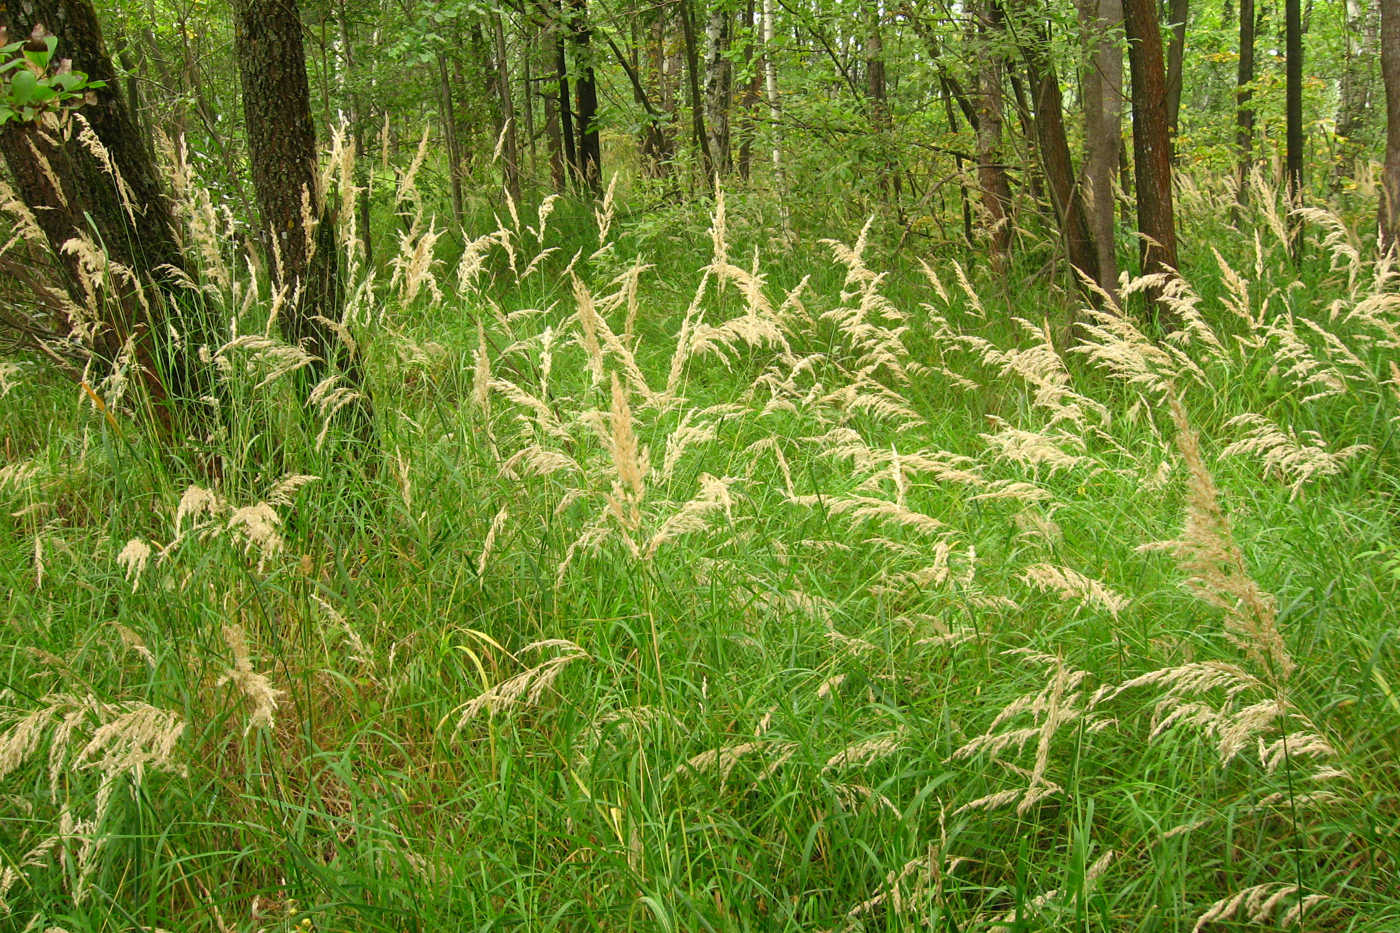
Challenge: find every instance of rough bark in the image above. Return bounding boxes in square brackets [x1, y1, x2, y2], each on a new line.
[1019, 19, 1100, 297]
[602, 23, 670, 178]
[542, 45, 566, 189]
[231, 0, 368, 421]
[1078, 0, 1123, 299]
[702, 0, 732, 176]
[974, 0, 1014, 271]
[1335, 0, 1373, 178]
[0, 0, 216, 430]
[569, 0, 602, 192]
[551, 0, 579, 186]
[865, 1, 898, 202]
[492, 11, 522, 203]
[941, 76, 976, 247]
[1122, 0, 1179, 318]
[1382, 0, 1400, 254]
[680, 0, 713, 181]
[736, 0, 760, 180]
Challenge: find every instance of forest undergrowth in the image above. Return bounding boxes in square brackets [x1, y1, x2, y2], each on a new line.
[1, 145, 1399, 931]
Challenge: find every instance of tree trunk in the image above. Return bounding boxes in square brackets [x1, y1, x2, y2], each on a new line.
[603, 21, 671, 179]
[941, 76, 976, 247]
[569, 0, 602, 192]
[336, 0, 372, 264]
[551, 0, 579, 186]
[703, 0, 732, 176]
[1235, 0, 1256, 205]
[1122, 0, 1180, 319]
[436, 51, 465, 222]
[1078, 0, 1123, 300]
[542, 47, 566, 189]
[522, 36, 537, 177]
[492, 11, 522, 203]
[736, 0, 761, 180]
[0, 0, 215, 431]
[1382, 0, 1400, 254]
[865, 0, 898, 202]
[1165, 0, 1187, 149]
[1285, 0, 1303, 240]
[761, 0, 789, 233]
[974, 0, 1014, 271]
[231, 0, 368, 421]
[1019, 19, 1100, 297]
[680, 0, 714, 181]
[1334, 0, 1373, 180]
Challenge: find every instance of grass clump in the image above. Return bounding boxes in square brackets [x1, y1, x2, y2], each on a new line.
[1, 166, 1399, 931]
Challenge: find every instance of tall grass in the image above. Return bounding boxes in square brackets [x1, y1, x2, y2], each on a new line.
[1, 145, 1398, 930]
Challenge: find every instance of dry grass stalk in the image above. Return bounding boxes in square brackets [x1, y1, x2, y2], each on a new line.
[607, 373, 648, 533]
[1221, 413, 1369, 496]
[450, 640, 587, 732]
[1155, 391, 1294, 679]
[1192, 883, 1327, 932]
[217, 625, 283, 734]
[1021, 563, 1128, 616]
[477, 505, 510, 577]
[955, 655, 1104, 815]
[823, 729, 906, 772]
[116, 538, 152, 592]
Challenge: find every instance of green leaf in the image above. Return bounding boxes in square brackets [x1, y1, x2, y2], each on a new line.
[22, 47, 51, 71]
[10, 68, 39, 105]
[52, 71, 84, 92]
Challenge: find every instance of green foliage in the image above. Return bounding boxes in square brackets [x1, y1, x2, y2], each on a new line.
[0, 26, 104, 126]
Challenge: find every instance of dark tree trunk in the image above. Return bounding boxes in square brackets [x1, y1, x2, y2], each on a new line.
[569, 0, 602, 192]
[0, 0, 215, 431]
[437, 51, 465, 222]
[1018, 18, 1100, 297]
[1165, 0, 1187, 149]
[601, 22, 671, 178]
[1382, 0, 1400, 253]
[1123, 0, 1180, 319]
[865, 1, 898, 202]
[231, 0, 368, 423]
[1235, 0, 1256, 205]
[679, 0, 713, 182]
[941, 76, 976, 247]
[551, 0, 579, 186]
[543, 55, 566, 189]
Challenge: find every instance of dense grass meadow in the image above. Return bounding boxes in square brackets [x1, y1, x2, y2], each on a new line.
[2, 157, 1400, 930]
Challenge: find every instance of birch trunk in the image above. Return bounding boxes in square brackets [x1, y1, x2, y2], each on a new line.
[703, 1, 732, 177]
[762, 0, 789, 233]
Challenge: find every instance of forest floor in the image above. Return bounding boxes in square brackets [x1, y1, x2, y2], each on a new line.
[2, 173, 1399, 930]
